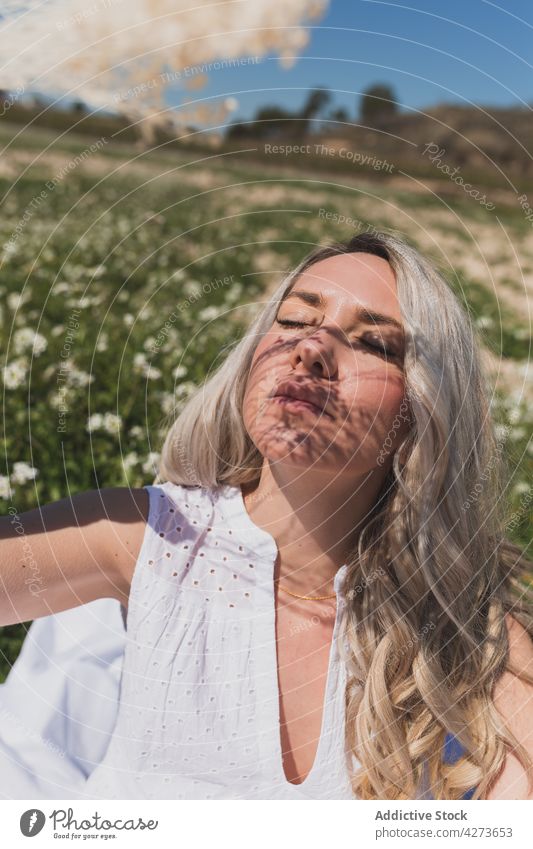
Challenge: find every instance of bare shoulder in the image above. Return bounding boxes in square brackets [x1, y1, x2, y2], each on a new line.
[98, 486, 150, 603]
[485, 613, 533, 799]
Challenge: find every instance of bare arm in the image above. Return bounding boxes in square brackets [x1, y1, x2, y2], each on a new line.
[0, 486, 149, 626]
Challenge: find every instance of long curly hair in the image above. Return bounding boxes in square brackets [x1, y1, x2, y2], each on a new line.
[156, 229, 533, 800]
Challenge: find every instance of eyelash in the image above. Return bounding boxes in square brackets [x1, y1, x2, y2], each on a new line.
[275, 318, 397, 357]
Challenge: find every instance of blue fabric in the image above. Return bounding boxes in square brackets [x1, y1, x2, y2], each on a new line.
[443, 732, 476, 799]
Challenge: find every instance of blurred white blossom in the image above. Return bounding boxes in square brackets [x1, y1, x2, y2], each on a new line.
[3, 357, 28, 388]
[198, 305, 222, 322]
[175, 381, 196, 398]
[143, 336, 157, 351]
[142, 451, 160, 474]
[133, 352, 161, 379]
[86, 412, 122, 434]
[103, 412, 122, 434]
[160, 391, 176, 415]
[86, 413, 104, 432]
[122, 451, 139, 471]
[172, 364, 187, 380]
[59, 360, 95, 388]
[10, 462, 38, 485]
[7, 292, 25, 311]
[0, 476, 13, 500]
[475, 316, 494, 329]
[96, 332, 109, 352]
[13, 327, 48, 357]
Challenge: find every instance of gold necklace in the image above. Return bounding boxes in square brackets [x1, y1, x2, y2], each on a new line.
[276, 580, 337, 601]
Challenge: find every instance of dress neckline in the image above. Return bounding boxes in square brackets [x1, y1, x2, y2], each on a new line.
[217, 481, 348, 791]
[216, 482, 348, 592]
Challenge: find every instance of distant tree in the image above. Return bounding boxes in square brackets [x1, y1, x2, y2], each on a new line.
[71, 98, 87, 114]
[227, 105, 295, 140]
[254, 105, 295, 137]
[296, 88, 332, 137]
[360, 83, 398, 125]
[225, 117, 252, 139]
[225, 88, 332, 141]
[326, 106, 350, 123]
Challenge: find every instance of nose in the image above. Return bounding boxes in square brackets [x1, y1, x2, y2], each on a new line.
[288, 328, 338, 379]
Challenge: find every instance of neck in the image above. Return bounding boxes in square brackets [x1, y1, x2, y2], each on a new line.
[240, 460, 389, 596]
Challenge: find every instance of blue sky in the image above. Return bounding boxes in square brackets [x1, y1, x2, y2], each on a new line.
[165, 0, 533, 126]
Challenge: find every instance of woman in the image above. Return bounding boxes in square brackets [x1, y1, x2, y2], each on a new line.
[1, 230, 532, 800]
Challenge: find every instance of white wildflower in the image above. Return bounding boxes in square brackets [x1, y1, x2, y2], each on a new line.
[175, 381, 196, 398]
[58, 359, 94, 387]
[124, 313, 135, 327]
[96, 332, 108, 352]
[129, 425, 144, 439]
[0, 475, 13, 500]
[133, 352, 160, 379]
[86, 413, 104, 432]
[2, 357, 28, 389]
[13, 327, 48, 357]
[172, 364, 187, 380]
[10, 462, 38, 485]
[103, 412, 122, 434]
[513, 482, 530, 496]
[142, 451, 160, 474]
[122, 451, 139, 471]
[494, 425, 509, 442]
[198, 305, 221, 322]
[160, 392, 176, 415]
[183, 280, 202, 298]
[475, 316, 494, 329]
[133, 352, 148, 370]
[7, 292, 24, 311]
[143, 336, 157, 351]
[67, 368, 94, 388]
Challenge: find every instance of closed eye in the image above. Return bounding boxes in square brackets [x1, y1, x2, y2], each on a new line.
[276, 318, 307, 328]
[362, 337, 398, 357]
[276, 318, 398, 358]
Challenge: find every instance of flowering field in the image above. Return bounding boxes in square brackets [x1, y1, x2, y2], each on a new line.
[0, 123, 531, 677]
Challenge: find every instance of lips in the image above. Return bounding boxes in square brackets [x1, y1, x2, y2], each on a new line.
[271, 379, 332, 418]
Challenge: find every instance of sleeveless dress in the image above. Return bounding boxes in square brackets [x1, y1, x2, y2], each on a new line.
[79, 480, 476, 801]
[83, 481, 354, 799]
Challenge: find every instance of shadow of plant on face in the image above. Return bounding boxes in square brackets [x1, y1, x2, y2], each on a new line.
[243, 331, 409, 473]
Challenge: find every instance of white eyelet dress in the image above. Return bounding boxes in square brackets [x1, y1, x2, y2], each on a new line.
[82, 481, 356, 800]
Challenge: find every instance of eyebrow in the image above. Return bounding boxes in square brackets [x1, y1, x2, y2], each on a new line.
[280, 289, 404, 332]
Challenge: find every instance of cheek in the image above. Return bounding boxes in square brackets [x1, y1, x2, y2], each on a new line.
[339, 372, 411, 446]
[242, 337, 286, 412]
[343, 370, 406, 416]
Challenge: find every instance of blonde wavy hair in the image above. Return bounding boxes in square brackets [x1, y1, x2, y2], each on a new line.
[155, 229, 533, 800]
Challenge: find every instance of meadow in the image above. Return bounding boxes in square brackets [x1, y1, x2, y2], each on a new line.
[0, 122, 531, 679]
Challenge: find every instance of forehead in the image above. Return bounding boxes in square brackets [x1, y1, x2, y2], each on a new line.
[291, 252, 400, 319]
